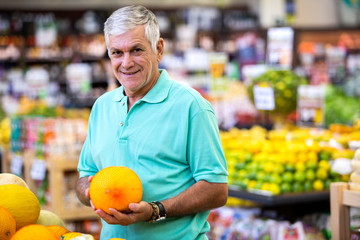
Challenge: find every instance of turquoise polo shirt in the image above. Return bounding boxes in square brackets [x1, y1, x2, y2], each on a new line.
[78, 69, 228, 240]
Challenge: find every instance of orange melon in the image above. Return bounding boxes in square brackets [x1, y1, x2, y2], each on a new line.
[10, 224, 58, 240]
[46, 225, 70, 237]
[89, 166, 143, 214]
[0, 206, 16, 240]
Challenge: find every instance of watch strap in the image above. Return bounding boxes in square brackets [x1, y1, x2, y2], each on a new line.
[147, 202, 159, 223]
[147, 201, 166, 223]
[154, 201, 166, 219]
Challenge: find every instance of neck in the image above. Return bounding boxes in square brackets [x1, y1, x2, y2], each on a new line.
[126, 75, 160, 111]
[125, 71, 161, 111]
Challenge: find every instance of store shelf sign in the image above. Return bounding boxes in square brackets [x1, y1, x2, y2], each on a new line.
[266, 27, 294, 70]
[10, 154, 23, 176]
[297, 85, 326, 127]
[30, 159, 46, 181]
[253, 85, 275, 110]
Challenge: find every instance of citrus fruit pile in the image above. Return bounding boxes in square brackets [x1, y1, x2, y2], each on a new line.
[0, 173, 95, 240]
[222, 126, 356, 196]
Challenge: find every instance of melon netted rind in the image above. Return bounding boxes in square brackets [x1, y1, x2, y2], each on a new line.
[89, 166, 143, 214]
[11, 224, 59, 240]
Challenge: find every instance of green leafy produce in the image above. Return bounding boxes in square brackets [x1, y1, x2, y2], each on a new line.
[248, 70, 308, 115]
[324, 85, 360, 127]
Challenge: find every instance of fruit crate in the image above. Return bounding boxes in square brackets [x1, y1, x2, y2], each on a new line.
[330, 182, 360, 240]
[26, 150, 99, 221]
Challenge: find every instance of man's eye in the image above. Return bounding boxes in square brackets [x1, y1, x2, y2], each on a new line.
[112, 50, 121, 55]
[133, 48, 142, 53]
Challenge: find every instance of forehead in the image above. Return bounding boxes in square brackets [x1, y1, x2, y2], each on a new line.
[108, 25, 149, 48]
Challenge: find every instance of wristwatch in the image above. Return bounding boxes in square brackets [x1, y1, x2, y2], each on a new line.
[148, 201, 166, 222]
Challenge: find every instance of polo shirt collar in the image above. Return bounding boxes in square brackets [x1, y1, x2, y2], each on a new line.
[112, 69, 172, 103]
[113, 88, 125, 102]
[142, 69, 171, 103]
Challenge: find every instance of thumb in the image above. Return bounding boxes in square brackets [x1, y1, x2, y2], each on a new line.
[128, 202, 141, 212]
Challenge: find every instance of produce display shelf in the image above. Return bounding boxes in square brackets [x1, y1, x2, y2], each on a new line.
[228, 185, 330, 206]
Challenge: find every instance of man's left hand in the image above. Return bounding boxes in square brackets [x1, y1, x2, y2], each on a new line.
[95, 201, 153, 225]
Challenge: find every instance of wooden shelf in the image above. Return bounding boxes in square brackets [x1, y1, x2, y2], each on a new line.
[229, 185, 329, 206]
[1, 148, 99, 223]
[1, 146, 11, 173]
[43, 204, 96, 221]
[48, 156, 80, 171]
[342, 189, 360, 208]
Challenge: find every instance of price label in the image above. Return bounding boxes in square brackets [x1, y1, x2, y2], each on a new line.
[10, 154, 23, 176]
[253, 85, 275, 110]
[297, 85, 326, 127]
[30, 159, 46, 181]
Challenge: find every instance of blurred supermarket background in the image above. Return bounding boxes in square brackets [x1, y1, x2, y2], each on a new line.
[1, 0, 360, 239]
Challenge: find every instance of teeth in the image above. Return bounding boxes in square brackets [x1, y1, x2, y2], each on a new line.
[123, 71, 138, 75]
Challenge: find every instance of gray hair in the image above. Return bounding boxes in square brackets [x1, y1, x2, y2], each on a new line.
[104, 5, 160, 53]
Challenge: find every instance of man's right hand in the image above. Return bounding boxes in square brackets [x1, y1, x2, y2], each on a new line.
[75, 176, 93, 207]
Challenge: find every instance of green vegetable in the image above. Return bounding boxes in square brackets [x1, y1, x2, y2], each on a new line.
[324, 85, 360, 127]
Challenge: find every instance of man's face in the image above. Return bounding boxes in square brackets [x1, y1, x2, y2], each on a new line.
[108, 25, 163, 97]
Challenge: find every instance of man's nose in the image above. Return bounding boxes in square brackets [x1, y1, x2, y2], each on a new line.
[122, 53, 134, 68]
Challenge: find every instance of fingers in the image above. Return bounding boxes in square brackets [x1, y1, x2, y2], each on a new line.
[90, 199, 96, 210]
[88, 175, 94, 182]
[128, 203, 140, 212]
[109, 208, 134, 226]
[94, 201, 152, 225]
[96, 208, 135, 226]
[96, 209, 123, 225]
[85, 176, 93, 199]
[97, 203, 150, 226]
[86, 188, 90, 198]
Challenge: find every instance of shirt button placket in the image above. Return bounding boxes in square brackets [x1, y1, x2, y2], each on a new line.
[120, 100, 125, 127]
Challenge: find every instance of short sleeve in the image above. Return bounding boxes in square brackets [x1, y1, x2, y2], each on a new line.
[77, 105, 99, 178]
[187, 108, 228, 183]
[77, 134, 98, 178]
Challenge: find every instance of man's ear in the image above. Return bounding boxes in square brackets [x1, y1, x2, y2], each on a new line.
[156, 38, 164, 62]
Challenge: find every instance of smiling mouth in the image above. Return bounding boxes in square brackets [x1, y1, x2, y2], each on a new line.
[121, 70, 140, 75]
